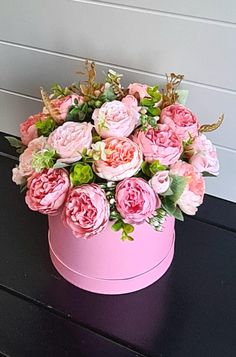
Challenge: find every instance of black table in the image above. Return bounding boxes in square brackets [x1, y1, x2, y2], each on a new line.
[1, 135, 236, 357]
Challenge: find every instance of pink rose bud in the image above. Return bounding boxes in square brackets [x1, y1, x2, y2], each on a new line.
[20, 112, 47, 146]
[128, 83, 149, 100]
[25, 169, 70, 215]
[62, 184, 110, 239]
[92, 99, 140, 139]
[48, 121, 93, 163]
[133, 124, 182, 165]
[115, 177, 159, 223]
[170, 161, 205, 215]
[160, 104, 200, 141]
[93, 137, 143, 181]
[149, 170, 170, 194]
[188, 134, 219, 175]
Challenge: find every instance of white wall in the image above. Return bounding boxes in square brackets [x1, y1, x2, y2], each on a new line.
[0, 0, 235, 202]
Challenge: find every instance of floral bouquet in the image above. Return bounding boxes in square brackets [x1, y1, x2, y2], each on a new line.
[7, 61, 223, 241]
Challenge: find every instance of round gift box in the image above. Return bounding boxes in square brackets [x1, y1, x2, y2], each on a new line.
[48, 214, 175, 295]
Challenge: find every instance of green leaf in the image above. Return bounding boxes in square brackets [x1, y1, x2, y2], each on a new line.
[169, 175, 188, 203]
[5, 136, 26, 154]
[123, 223, 134, 234]
[161, 187, 174, 196]
[176, 90, 189, 105]
[172, 206, 184, 221]
[70, 163, 94, 186]
[53, 161, 70, 169]
[111, 220, 123, 232]
[147, 107, 160, 117]
[35, 118, 56, 137]
[141, 162, 152, 177]
[32, 149, 57, 172]
[140, 98, 154, 107]
[101, 86, 117, 101]
[161, 198, 184, 221]
[149, 160, 167, 175]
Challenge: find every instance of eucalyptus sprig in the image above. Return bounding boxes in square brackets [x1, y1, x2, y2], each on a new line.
[50, 83, 72, 98]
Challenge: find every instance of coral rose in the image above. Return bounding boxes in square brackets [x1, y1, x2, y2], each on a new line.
[187, 134, 219, 175]
[160, 104, 200, 141]
[128, 83, 149, 100]
[115, 177, 159, 223]
[20, 112, 47, 146]
[48, 122, 93, 163]
[93, 137, 143, 181]
[62, 184, 110, 238]
[133, 124, 182, 165]
[25, 168, 70, 215]
[170, 161, 205, 215]
[44, 94, 84, 123]
[92, 99, 140, 138]
[149, 170, 170, 194]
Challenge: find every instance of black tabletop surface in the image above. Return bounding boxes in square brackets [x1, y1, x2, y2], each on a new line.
[1, 134, 236, 357]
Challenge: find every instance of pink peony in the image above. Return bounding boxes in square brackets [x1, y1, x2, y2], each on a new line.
[128, 83, 149, 100]
[187, 134, 219, 175]
[170, 161, 205, 215]
[149, 170, 170, 194]
[45, 94, 84, 123]
[92, 99, 140, 138]
[133, 124, 182, 165]
[115, 177, 159, 223]
[62, 184, 110, 239]
[25, 168, 70, 215]
[48, 122, 93, 163]
[20, 112, 47, 146]
[16, 136, 48, 179]
[93, 137, 143, 181]
[160, 104, 200, 141]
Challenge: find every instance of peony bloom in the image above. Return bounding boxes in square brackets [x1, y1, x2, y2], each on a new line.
[149, 170, 170, 195]
[15, 136, 48, 180]
[92, 99, 140, 138]
[48, 121, 93, 163]
[160, 104, 200, 141]
[115, 177, 159, 223]
[133, 124, 182, 165]
[93, 137, 143, 181]
[20, 112, 47, 146]
[62, 184, 110, 239]
[25, 168, 70, 215]
[128, 83, 149, 100]
[44, 94, 84, 123]
[170, 161, 205, 215]
[187, 134, 219, 175]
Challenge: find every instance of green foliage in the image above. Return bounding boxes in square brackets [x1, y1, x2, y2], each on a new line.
[53, 161, 70, 169]
[162, 197, 184, 221]
[51, 83, 71, 98]
[4, 136, 26, 154]
[100, 85, 117, 102]
[32, 149, 57, 172]
[35, 118, 56, 137]
[169, 175, 188, 202]
[141, 161, 167, 178]
[66, 102, 89, 122]
[111, 219, 134, 241]
[70, 163, 94, 186]
[149, 208, 166, 231]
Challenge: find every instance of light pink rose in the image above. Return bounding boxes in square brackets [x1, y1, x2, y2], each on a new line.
[133, 124, 182, 165]
[149, 170, 170, 194]
[46, 94, 84, 123]
[17, 136, 48, 178]
[48, 122, 93, 163]
[62, 184, 110, 239]
[170, 161, 205, 215]
[12, 167, 25, 185]
[20, 112, 47, 146]
[128, 83, 149, 100]
[92, 99, 140, 138]
[187, 134, 219, 175]
[115, 177, 159, 223]
[25, 168, 70, 215]
[93, 137, 143, 181]
[160, 104, 200, 141]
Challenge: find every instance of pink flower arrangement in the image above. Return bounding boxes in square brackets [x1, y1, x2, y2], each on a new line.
[8, 63, 222, 240]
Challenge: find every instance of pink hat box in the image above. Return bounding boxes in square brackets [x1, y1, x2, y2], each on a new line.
[48, 214, 175, 295]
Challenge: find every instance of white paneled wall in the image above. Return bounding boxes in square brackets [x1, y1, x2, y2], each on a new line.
[0, 0, 235, 202]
